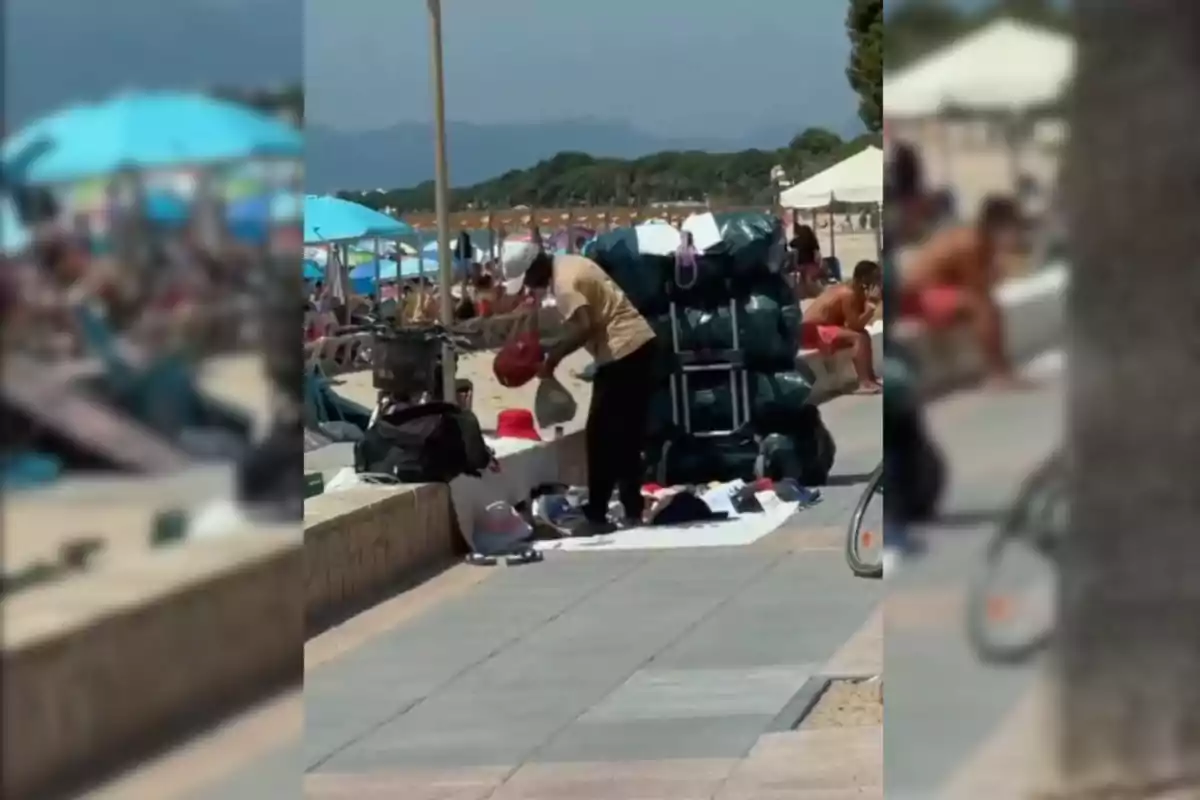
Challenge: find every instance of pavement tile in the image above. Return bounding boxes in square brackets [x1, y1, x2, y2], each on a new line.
[490, 759, 737, 800]
[823, 605, 883, 676]
[533, 715, 770, 764]
[716, 728, 882, 799]
[304, 767, 508, 800]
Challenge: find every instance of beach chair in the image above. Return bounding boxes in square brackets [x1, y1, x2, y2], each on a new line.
[71, 305, 253, 443]
[304, 366, 372, 430]
[2, 356, 191, 472]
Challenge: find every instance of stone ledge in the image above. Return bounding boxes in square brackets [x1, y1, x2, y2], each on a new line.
[800, 319, 884, 402]
[303, 429, 588, 629]
[1, 530, 301, 800]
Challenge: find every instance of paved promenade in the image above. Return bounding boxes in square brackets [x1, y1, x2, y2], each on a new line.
[89, 357, 1063, 799]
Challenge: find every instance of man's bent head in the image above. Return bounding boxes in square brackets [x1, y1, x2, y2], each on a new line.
[853, 259, 881, 290]
[978, 195, 1024, 255]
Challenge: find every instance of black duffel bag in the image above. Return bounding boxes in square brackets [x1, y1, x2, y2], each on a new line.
[354, 402, 494, 483]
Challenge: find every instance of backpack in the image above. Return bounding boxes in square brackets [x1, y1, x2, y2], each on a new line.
[354, 402, 493, 483]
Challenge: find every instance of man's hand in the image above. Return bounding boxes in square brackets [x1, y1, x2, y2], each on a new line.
[537, 355, 558, 380]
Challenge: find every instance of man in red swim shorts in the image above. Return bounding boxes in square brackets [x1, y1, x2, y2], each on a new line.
[900, 195, 1024, 385]
[801, 259, 882, 394]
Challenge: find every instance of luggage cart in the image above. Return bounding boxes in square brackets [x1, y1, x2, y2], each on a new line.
[666, 232, 752, 438]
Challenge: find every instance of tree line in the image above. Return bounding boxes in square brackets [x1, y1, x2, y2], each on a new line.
[338, 128, 881, 215]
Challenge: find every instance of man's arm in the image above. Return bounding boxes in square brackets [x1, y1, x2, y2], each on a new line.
[840, 292, 875, 331]
[542, 305, 592, 374]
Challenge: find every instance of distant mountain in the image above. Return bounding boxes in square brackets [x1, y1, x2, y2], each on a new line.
[306, 116, 865, 193]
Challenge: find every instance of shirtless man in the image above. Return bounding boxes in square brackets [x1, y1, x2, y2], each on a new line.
[802, 259, 882, 394]
[900, 195, 1024, 385]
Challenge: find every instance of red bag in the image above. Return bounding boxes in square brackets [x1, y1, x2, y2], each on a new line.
[493, 311, 543, 388]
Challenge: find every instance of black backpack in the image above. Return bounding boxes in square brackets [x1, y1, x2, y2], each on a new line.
[354, 402, 493, 483]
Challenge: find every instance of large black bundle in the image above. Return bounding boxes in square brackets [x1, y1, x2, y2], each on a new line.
[587, 215, 831, 486]
[645, 405, 836, 486]
[707, 211, 789, 277]
[644, 368, 816, 442]
[583, 228, 673, 315]
[648, 280, 801, 372]
[586, 212, 788, 311]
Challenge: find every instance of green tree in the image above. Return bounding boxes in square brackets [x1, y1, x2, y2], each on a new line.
[337, 127, 882, 214]
[846, 0, 883, 132]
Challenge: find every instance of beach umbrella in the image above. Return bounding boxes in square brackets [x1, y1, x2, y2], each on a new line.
[303, 195, 413, 244]
[349, 258, 402, 284]
[144, 190, 190, 226]
[421, 237, 481, 267]
[303, 259, 324, 280]
[1, 196, 30, 255]
[400, 255, 466, 279]
[229, 191, 300, 225]
[349, 256, 464, 289]
[2, 90, 302, 185]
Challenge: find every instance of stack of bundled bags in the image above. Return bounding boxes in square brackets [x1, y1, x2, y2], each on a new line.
[585, 212, 835, 487]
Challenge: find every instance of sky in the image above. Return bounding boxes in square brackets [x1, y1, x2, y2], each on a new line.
[304, 0, 859, 138]
[4, 0, 301, 126]
[5, 0, 858, 142]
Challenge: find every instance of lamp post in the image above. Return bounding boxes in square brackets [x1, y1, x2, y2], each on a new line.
[428, 0, 457, 403]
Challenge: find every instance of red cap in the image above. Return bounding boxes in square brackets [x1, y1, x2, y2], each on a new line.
[495, 408, 542, 441]
[493, 331, 543, 388]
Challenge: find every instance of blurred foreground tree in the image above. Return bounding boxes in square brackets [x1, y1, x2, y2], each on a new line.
[846, 0, 882, 132]
[1056, 0, 1200, 795]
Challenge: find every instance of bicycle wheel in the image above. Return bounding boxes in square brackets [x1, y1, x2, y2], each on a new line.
[966, 452, 1065, 665]
[846, 462, 884, 579]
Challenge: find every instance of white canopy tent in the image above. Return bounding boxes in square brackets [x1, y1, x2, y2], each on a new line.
[885, 19, 1074, 118]
[778, 146, 883, 209]
[779, 146, 883, 259]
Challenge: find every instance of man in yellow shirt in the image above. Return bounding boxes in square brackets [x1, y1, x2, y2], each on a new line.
[503, 243, 657, 531]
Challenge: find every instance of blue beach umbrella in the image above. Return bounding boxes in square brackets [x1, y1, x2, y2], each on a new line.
[303, 195, 413, 244]
[2, 91, 302, 185]
[227, 191, 301, 242]
[1, 196, 30, 255]
[144, 190, 190, 226]
[349, 258, 401, 283]
[303, 259, 324, 280]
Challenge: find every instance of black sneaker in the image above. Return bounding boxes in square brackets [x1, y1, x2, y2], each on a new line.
[571, 518, 618, 537]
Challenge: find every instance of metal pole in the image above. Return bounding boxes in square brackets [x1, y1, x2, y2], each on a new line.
[428, 0, 457, 403]
[373, 237, 382, 309]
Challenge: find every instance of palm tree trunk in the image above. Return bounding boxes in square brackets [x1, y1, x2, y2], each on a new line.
[1054, 0, 1200, 794]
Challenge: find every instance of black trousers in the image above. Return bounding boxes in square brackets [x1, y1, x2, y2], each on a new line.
[584, 341, 656, 522]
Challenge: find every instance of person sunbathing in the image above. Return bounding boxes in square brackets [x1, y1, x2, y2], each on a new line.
[801, 259, 882, 394]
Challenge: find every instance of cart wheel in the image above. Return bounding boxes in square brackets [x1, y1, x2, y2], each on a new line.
[846, 463, 884, 579]
[965, 453, 1063, 665]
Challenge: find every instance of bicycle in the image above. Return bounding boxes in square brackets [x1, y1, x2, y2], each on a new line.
[845, 460, 884, 578]
[965, 450, 1065, 665]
